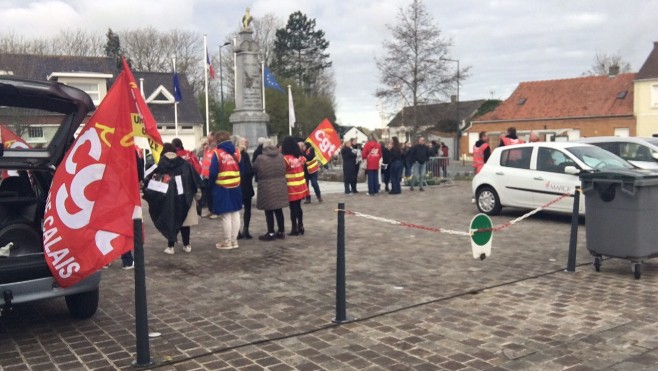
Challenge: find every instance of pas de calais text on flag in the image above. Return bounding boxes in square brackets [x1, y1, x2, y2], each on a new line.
[206, 51, 215, 80]
[263, 66, 284, 93]
[173, 72, 183, 103]
[305, 119, 341, 165]
[43, 58, 155, 287]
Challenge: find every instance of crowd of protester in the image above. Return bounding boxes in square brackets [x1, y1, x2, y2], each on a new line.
[133, 131, 464, 257]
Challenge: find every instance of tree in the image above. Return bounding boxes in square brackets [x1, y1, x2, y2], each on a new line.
[272, 11, 332, 94]
[104, 28, 125, 68]
[375, 0, 468, 130]
[583, 51, 632, 76]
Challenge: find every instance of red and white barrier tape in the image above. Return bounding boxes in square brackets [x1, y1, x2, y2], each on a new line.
[338, 191, 573, 236]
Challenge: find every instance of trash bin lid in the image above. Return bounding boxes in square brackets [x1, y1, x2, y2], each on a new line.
[580, 168, 658, 185]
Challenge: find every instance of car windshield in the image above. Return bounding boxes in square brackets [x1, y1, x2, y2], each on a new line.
[646, 138, 658, 148]
[566, 145, 634, 170]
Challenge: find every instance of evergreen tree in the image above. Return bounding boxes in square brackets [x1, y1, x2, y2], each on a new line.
[272, 11, 332, 94]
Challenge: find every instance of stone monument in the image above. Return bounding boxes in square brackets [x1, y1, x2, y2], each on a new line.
[230, 8, 268, 150]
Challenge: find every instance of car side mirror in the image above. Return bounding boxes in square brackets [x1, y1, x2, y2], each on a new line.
[651, 153, 658, 162]
[564, 166, 580, 175]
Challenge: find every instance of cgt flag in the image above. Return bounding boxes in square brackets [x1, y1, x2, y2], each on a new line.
[43, 58, 147, 287]
[305, 119, 341, 165]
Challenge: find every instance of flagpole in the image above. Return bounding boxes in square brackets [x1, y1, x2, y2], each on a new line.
[173, 56, 179, 137]
[262, 61, 266, 112]
[288, 85, 292, 136]
[204, 34, 210, 135]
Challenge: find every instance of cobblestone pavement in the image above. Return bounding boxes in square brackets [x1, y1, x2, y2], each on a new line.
[1, 181, 657, 370]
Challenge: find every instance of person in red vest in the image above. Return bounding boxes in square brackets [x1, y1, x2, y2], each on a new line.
[172, 138, 202, 175]
[199, 133, 217, 218]
[362, 133, 382, 195]
[499, 127, 525, 147]
[209, 131, 243, 249]
[302, 141, 322, 204]
[472, 131, 491, 175]
[281, 136, 308, 236]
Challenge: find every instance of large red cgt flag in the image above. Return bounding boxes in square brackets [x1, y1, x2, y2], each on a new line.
[305, 119, 341, 165]
[43, 58, 148, 287]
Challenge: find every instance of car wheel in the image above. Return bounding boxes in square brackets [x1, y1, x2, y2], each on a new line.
[65, 288, 99, 319]
[476, 186, 502, 216]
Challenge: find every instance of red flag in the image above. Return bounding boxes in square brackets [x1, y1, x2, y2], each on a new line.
[305, 119, 341, 165]
[206, 52, 215, 80]
[1, 125, 31, 178]
[1, 124, 31, 150]
[43, 58, 144, 287]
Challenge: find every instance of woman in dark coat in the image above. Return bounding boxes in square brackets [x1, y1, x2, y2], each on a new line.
[389, 136, 404, 195]
[341, 139, 358, 194]
[236, 136, 254, 240]
[143, 143, 201, 254]
[253, 142, 289, 241]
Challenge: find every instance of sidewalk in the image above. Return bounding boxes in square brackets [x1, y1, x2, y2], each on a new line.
[1, 181, 656, 370]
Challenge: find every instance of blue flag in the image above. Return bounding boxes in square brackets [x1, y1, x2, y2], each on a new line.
[173, 72, 183, 102]
[264, 66, 284, 93]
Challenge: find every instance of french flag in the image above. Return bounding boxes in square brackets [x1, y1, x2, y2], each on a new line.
[206, 51, 215, 80]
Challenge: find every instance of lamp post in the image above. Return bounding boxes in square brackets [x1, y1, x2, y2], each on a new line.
[441, 58, 460, 160]
[219, 41, 230, 130]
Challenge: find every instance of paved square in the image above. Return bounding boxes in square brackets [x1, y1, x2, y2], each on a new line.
[1, 181, 656, 370]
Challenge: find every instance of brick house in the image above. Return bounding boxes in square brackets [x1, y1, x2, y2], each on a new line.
[466, 72, 636, 157]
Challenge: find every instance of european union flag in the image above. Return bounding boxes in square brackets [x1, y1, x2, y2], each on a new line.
[264, 66, 284, 93]
[173, 72, 183, 102]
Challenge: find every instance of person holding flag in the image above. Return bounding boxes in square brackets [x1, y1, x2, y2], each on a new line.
[302, 141, 322, 203]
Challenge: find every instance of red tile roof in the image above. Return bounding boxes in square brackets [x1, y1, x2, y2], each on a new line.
[475, 73, 635, 122]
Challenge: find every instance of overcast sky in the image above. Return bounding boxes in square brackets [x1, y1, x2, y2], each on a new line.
[2, 0, 658, 129]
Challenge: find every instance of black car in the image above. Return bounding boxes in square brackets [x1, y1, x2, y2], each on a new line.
[0, 77, 101, 319]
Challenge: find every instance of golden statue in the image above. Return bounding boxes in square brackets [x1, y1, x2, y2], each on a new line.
[242, 7, 253, 30]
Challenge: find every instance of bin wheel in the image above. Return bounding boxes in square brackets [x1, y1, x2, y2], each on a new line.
[633, 263, 641, 280]
[593, 257, 601, 272]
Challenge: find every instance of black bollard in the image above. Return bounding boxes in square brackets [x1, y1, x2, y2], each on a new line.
[566, 187, 581, 272]
[132, 219, 153, 367]
[333, 203, 353, 323]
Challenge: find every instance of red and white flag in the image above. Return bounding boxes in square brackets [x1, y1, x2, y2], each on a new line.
[43, 58, 147, 287]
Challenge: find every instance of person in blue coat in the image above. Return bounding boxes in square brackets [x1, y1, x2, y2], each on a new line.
[209, 131, 243, 250]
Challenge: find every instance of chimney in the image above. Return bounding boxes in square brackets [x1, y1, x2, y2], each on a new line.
[450, 95, 457, 103]
[609, 64, 620, 76]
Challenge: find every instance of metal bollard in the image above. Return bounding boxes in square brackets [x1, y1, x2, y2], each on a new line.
[566, 187, 581, 272]
[132, 219, 153, 367]
[333, 203, 354, 324]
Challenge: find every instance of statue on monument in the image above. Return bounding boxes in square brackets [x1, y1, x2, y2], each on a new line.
[242, 7, 253, 30]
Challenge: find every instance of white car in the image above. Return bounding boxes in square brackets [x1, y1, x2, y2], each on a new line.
[472, 142, 634, 216]
[577, 137, 658, 170]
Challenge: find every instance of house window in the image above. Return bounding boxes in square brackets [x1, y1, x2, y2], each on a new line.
[652, 84, 658, 107]
[67, 82, 100, 103]
[28, 127, 44, 138]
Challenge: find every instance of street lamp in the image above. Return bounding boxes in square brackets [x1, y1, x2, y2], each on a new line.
[441, 58, 460, 160]
[219, 41, 230, 130]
